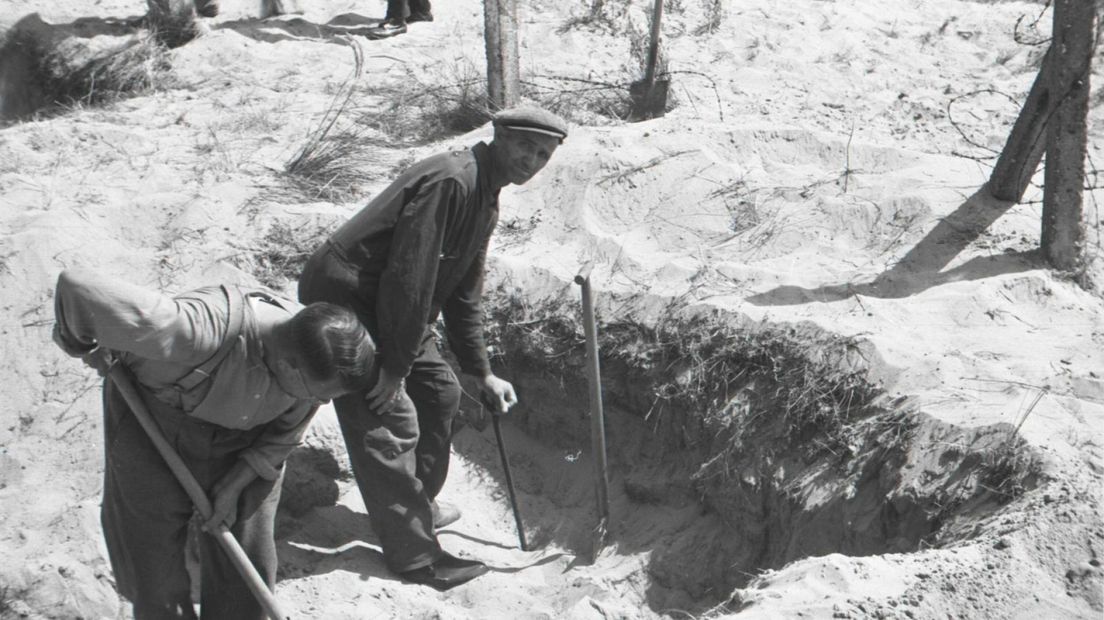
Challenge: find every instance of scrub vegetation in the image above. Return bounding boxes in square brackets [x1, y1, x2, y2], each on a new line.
[483, 288, 885, 458]
[284, 50, 491, 201]
[243, 219, 337, 290]
[0, 30, 172, 118]
[283, 46, 384, 204]
[355, 59, 494, 147]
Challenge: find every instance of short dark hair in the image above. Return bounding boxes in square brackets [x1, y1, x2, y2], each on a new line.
[287, 303, 375, 391]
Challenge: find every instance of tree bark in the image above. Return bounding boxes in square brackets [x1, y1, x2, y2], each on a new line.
[988, 48, 1052, 203]
[484, 0, 520, 110]
[1041, 0, 1095, 270]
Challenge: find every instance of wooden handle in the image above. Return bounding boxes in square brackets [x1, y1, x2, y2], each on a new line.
[576, 275, 611, 551]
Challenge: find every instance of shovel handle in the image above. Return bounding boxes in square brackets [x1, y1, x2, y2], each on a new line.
[575, 272, 611, 531]
[644, 0, 665, 86]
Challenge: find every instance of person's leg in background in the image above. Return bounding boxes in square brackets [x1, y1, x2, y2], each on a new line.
[192, 0, 217, 18]
[407, 0, 432, 22]
[384, 0, 409, 21]
[369, 0, 409, 38]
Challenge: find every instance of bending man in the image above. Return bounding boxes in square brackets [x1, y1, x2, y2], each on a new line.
[299, 105, 567, 590]
[53, 269, 375, 620]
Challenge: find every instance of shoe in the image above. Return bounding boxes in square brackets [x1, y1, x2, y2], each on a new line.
[194, 0, 218, 18]
[400, 552, 488, 590]
[365, 19, 407, 39]
[431, 501, 461, 529]
[407, 12, 433, 23]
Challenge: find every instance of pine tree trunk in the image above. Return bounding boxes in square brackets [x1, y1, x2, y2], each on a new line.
[484, 0, 520, 110]
[1041, 0, 1094, 270]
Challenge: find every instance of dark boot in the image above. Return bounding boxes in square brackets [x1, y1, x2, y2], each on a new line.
[399, 552, 488, 590]
[365, 18, 407, 39]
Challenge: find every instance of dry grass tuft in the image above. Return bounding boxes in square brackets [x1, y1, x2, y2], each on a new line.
[245, 219, 338, 290]
[285, 54, 491, 200]
[980, 441, 1045, 499]
[356, 60, 493, 147]
[284, 113, 384, 203]
[693, 0, 725, 36]
[522, 75, 632, 124]
[30, 33, 172, 111]
[284, 43, 386, 203]
[559, 0, 631, 34]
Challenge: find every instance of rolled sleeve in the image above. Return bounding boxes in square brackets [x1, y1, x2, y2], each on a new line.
[53, 269, 220, 366]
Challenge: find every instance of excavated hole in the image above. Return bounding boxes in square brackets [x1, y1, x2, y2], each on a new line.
[440, 287, 1045, 614]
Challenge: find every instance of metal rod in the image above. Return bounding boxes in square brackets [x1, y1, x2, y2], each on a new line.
[643, 0, 665, 87]
[574, 266, 611, 546]
[108, 364, 290, 620]
[491, 413, 528, 551]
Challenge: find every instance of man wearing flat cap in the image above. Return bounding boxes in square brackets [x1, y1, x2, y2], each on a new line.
[299, 105, 567, 590]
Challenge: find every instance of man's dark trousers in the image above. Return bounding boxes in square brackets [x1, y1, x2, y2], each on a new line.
[299, 243, 461, 573]
[386, 0, 431, 20]
[101, 380, 281, 620]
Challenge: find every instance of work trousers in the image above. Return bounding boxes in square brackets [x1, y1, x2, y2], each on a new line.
[101, 378, 282, 620]
[299, 243, 461, 573]
[386, 0, 431, 20]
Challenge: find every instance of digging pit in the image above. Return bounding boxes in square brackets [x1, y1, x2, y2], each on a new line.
[277, 282, 1043, 615]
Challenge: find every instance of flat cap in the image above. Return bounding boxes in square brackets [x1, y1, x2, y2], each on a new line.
[492, 105, 568, 142]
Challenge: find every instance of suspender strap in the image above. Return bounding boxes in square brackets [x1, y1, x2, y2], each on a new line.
[172, 285, 246, 393]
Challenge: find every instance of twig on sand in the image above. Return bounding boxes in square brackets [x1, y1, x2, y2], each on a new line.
[842, 121, 855, 193]
[596, 149, 695, 186]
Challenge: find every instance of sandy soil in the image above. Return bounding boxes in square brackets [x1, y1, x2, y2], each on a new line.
[1, 0, 1102, 618]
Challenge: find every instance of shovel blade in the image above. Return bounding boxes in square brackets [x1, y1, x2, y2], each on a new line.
[628, 78, 669, 121]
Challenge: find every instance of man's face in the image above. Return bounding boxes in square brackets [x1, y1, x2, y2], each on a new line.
[275, 357, 350, 403]
[495, 128, 561, 185]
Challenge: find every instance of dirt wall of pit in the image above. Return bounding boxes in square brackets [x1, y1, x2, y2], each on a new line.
[438, 277, 1048, 612]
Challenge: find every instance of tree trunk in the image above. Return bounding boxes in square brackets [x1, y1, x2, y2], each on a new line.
[988, 48, 1052, 203]
[1041, 0, 1095, 270]
[484, 0, 520, 110]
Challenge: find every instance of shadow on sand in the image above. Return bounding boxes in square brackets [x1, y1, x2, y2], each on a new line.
[216, 12, 385, 45]
[277, 503, 397, 584]
[746, 184, 1041, 306]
